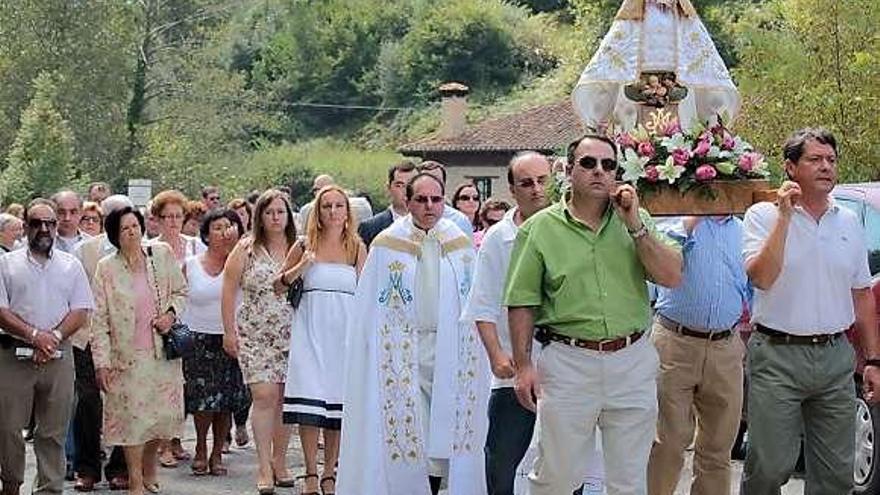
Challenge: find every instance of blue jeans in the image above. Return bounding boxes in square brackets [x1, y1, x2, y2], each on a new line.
[485, 387, 535, 495]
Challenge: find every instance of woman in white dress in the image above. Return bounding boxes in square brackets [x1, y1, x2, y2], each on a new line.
[275, 185, 366, 495]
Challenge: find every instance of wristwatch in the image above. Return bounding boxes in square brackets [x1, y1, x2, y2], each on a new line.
[628, 223, 649, 240]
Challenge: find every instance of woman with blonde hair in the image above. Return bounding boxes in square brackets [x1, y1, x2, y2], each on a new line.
[222, 189, 297, 494]
[276, 185, 366, 495]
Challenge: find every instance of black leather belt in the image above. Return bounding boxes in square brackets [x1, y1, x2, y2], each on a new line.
[755, 324, 844, 345]
[656, 314, 732, 341]
[536, 326, 643, 352]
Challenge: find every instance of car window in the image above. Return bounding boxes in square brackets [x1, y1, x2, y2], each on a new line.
[837, 196, 880, 275]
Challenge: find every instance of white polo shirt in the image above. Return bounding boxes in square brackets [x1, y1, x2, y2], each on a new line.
[743, 200, 871, 335]
[0, 248, 94, 333]
[462, 207, 538, 389]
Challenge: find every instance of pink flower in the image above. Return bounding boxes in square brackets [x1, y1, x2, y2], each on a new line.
[693, 139, 711, 157]
[663, 121, 682, 137]
[738, 152, 763, 172]
[672, 148, 691, 166]
[721, 134, 736, 151]
[695, 165, 717, 181]
[645, 166, 660, 182]
[637, 141, 655, 158]
[617, 133, 637, 149]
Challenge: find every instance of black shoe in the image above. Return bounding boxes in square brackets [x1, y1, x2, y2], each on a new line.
[65, 464, 75, 481]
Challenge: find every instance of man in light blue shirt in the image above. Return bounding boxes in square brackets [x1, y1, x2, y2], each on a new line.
[647, 216, 751, 495]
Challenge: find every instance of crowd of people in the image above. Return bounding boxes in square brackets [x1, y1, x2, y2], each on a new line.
[0, 126, 877, 495]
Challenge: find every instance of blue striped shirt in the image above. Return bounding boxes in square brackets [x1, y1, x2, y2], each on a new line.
[655, 216, 751, 331]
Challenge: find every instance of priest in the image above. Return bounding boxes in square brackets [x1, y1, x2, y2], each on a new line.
[337, 173, 489, 495]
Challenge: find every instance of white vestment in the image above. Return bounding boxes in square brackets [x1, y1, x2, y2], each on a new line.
[337, 215, 489, 495]
[571, 0, 739, 131]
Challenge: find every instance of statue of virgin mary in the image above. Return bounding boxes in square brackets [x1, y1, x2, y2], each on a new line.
[571, 0, 740, 132]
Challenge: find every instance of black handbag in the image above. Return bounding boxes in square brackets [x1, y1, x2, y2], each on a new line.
[147, 246, 195, 360]
[286, 276, 304, 310]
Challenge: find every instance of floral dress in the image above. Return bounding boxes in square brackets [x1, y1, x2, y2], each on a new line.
[236, 245, 292, 384]
[90, 243, 186, 446]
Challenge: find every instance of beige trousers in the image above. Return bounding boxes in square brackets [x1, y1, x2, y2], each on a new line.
[0, 344, 74, 494]
[647, 322, 744, 495]
[530, 333, 659, 495]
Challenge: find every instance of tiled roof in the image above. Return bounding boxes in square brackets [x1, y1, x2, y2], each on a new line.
[399, 100, 585, 154]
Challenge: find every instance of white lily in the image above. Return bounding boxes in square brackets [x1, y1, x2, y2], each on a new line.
[661, 133, 690, 152]
[620, 148, 649, 183]
[657, 156, 685, 184]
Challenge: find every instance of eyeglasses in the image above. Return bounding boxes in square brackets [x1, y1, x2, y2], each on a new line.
[28, 219, 58, 230]
[207, 196, 220, 202]
[457, 194, 479, 202]
[515, 176, 549, 189]
[81, 216, 101, 224]
[412, 195, 445, 205]
[578, 156, 618, 172]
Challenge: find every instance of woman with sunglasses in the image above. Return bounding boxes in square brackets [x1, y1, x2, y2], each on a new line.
[451, 182, 483, 232]
[473, 198, 511, 250]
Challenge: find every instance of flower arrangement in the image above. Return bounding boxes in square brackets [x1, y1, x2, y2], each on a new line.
[615, 111, 770, 193]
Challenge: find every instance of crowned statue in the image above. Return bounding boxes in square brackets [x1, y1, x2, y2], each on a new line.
[572, 0, 740, 132]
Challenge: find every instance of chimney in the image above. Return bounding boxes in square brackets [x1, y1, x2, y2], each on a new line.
[438, 82, 469, 139]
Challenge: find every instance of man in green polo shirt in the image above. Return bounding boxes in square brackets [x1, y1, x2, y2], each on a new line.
[504, 134, 682, 495]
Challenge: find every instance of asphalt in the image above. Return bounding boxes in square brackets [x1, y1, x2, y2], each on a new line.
[20, 424, 804, 494]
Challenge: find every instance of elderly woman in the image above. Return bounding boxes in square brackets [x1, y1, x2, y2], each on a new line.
[183, 200, 207, 238]
[0, 213, 23, 252]
[222, 189, 296, 494]
[91, 206, 187, 495]
[451, 181, 483, 232]
[182, 208, 250, 476]
[79, 201, 104, 237]
[150, 190, 204, 465]
[151, 191, 205, 266]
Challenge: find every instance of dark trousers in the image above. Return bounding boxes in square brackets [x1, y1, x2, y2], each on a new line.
[72, 347, 126, 480]
[486, 387, 535, 495]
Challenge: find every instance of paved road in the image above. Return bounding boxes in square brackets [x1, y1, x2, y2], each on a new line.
[22, 425, 804, 494]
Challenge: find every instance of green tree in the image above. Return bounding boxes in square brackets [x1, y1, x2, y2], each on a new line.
[2, 72, 78, 203]
[734, 0, 880, 180]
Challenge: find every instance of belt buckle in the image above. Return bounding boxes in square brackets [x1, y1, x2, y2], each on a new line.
[812, 336, 820, 344]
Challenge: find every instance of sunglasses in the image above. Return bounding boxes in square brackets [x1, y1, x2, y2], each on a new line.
[578, 156, 618, 172]
[28, 219, 58, 230]
[412, 195, 445, 205]
[457, 194, 479, 201]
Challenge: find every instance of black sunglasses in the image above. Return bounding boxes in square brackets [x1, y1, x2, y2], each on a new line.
[578, 156, 618, 172]
[28, 218, 58, 230]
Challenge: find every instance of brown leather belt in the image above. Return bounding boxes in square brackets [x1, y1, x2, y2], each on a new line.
[656, 314, 732, 341]
[536, 326, 643, 352]
[755, 324, 844, 345]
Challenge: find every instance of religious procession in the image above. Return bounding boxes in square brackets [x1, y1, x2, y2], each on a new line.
[1, 1, 878, 495]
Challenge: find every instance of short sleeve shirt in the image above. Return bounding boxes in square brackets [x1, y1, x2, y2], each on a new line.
[503, 199, 676, 340]
[0, 248, 94, 331]
[743, 201, 871, 335]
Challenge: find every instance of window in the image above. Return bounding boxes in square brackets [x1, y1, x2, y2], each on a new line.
[467, 176, 494, 201]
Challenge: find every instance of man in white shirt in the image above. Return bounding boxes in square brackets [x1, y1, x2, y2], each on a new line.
[0, 199, 93, 495]
[462, 152, 552, 494]
[50, 191, 90, 254]
[742, 128, 880, 494]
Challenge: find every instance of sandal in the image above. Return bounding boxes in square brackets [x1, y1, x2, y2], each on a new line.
[191, 459, 209, 476]
[298, 473, 319, 495]
[158, 451, 178, 469]
[209, 458, 228, 476]
[143, 481, 160, 494]
[170, 440, 191, 461]
[320, 475, 336, 495]
[256, 483, 274, 495]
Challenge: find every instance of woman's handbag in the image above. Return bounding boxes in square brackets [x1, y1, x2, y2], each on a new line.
[286, 276, 304, 310]
[147, 246, 195, 360]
